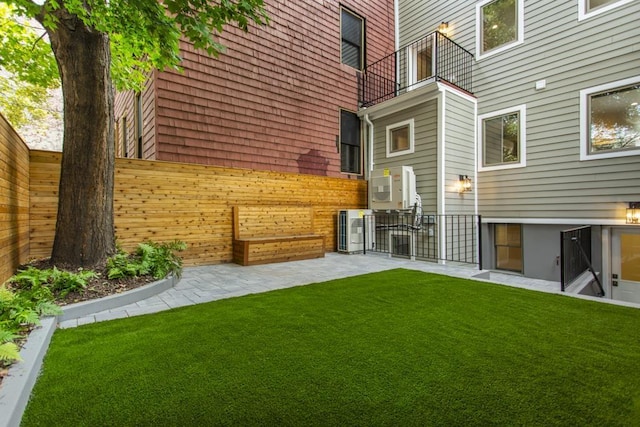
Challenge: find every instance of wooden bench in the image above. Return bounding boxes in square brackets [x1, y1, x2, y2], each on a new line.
[232, 205, 325, 266]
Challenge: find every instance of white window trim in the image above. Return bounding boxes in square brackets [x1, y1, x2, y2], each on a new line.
[386, 119, 415, 158]
[478, 104, 527, 171]
[475, 0, 524, 61]
[580, 76, 640, 161]
[578, 0, 636, 21]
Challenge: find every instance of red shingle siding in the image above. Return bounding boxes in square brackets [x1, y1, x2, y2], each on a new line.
[152, 0, 394, 177]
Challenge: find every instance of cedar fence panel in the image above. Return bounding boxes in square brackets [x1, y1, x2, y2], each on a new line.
[28, 151, 367, 266]
[0, 116, 30, 284]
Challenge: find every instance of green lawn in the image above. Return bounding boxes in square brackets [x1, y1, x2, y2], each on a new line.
[22, 269, 640, 426]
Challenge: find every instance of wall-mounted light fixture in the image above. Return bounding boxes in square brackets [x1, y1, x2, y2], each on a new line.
[457, 175, 472, 193]
[438, 22, 449, 35]
[627, 202, 640, 224]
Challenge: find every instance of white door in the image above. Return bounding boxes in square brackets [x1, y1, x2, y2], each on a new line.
[611, 228, 640, 304]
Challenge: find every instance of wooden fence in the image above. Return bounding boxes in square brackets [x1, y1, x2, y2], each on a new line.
[0, 116, 30, 284]
[28, 151, 367, 269]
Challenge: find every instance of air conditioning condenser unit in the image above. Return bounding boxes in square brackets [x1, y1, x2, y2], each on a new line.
[337, 209, 375, 253]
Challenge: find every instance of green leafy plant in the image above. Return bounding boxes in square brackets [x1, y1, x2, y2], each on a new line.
[9, 265, 98, 298]
[0, 285, 61, 364]
[107, 240, 187, 280]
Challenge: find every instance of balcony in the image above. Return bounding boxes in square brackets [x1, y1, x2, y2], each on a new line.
[359, 31, 474, 108]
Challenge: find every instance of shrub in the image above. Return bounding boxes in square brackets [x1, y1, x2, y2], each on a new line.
[9, 266, 97, 298]
[107, 240, 187, 280]
[0, 285, 61, 364]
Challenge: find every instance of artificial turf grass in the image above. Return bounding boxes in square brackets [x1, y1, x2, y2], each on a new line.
[21, 268, 640, 426]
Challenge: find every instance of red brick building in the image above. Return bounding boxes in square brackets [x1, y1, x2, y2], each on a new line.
[115, 0, 395, 178]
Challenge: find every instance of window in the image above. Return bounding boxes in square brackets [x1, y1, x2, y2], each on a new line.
[121, 117, 128, 158]
[135, 93, 143, 159]
[407, 35, 434, 88]
[340, 109, 361, 174]
[386, 119, 415, 158]
[580, 77, 640, 160]
[341, 7, 364, 69]
[478, 105, 526, 170]
[476, 0, 523, 59]
[579, 0, 635, 20]
[115, 119, 121, 158]
[495, 224, 522, 273]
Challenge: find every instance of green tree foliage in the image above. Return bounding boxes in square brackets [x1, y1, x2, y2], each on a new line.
[2, 0, 268, 92]
[0, 3, 60, 128]
[0, 0, 268, 268]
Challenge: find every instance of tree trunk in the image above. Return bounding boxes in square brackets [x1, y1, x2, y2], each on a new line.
[44, 7, 115, 268]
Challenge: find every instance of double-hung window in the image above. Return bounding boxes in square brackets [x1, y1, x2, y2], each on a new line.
[580, 77, 640, 160]
[341, 7, 364, 70]
[340, 109, 361, 174]
[476, 0, 524, 60]
[478, 105, 526, 170]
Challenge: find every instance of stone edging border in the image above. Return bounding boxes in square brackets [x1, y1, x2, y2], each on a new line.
[0, 274, 177, 427]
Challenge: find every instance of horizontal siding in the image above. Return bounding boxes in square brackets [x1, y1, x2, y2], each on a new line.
[28, 151, 367, 265]
[398, 0, 640, 221]
[141, 0, 395, 178]
[0, 115, 30, 284]
[372, 99, 438, 212]
[444, 91, 476, 215]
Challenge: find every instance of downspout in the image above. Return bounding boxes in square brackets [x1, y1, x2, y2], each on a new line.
[394, 0, 399, 50]
[364, 113, 374, 179]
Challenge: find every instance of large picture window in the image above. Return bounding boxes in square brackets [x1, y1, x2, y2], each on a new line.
[340, 109, 361, 174]
[386, 119, 415, 158]
[476, 0, 523, 59]
[478, 105, 526, 170]
[341, 7, 364, 70]
[580, 77, 640, 160]
[495, 224, 522, 273]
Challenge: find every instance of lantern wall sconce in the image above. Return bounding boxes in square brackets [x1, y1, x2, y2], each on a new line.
[438, 22, 449, 35]
[457, 175, 472, 193]
[627, 202, 640, 224]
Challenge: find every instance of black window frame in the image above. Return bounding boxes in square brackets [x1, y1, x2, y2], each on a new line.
[340, 109, 362, 174]
[340, 6, 365, 70]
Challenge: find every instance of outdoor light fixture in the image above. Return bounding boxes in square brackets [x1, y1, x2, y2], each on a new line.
[457, 175, 472, 193]
[438, 22, 449, 35]
[627, 202, 640, 224]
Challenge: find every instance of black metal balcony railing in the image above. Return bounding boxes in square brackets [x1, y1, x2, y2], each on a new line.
[358, 31, 474, 108]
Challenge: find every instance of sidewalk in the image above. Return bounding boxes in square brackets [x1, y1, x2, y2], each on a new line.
[58, 252, 575, 329]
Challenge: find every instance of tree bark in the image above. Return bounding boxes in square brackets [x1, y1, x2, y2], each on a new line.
[43, 7, 115, 268]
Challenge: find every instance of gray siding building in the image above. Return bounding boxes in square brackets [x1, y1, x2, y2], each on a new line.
[358, 0, 640, 304]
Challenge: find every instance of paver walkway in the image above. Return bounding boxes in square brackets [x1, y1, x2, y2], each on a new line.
[58, 252, 636, 328]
